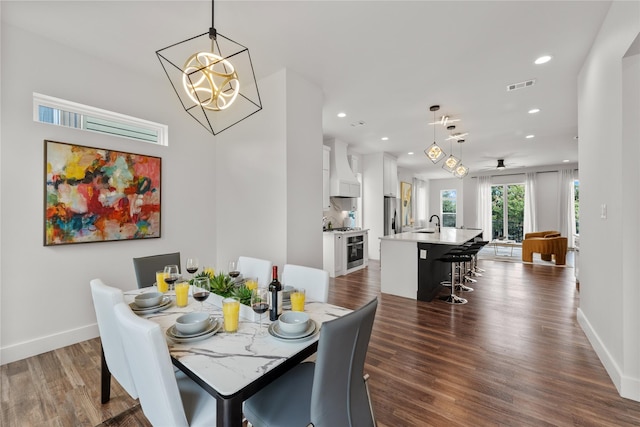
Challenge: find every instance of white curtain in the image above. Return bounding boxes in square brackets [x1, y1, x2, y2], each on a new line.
[476, 176, 492, 241]
[523, 172, 537, 235]
[558, 169, 576, 247]
[412, 178, 428, 228]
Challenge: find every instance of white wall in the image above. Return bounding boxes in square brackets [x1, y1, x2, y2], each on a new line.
[216, 69, 324, 271]
[577, 0, 639, 401]
[285, 71, 324, 267]
[621, 50, 639, 398]
[363, 153, 384, 260]
[0, 23, 216, 363]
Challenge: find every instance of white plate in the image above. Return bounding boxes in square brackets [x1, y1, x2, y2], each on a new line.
[268, 319, 318, 342]
[169, 317, 218, 338]
[129, 297, 172, 314]
[166, 318, 221, 343]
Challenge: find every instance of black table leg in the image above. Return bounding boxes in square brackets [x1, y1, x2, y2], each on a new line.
[100, 345, 111, 404]
[217, 397, 243, 427]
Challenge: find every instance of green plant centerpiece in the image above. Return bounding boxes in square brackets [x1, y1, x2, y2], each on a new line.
[189, 269, 252, 306]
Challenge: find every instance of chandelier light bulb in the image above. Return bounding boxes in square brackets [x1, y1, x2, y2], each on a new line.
[454, 164, 469, 178]
[182, 51, 239, 111]
[425, 143, 445, 163]
[445, 156, 457, 169]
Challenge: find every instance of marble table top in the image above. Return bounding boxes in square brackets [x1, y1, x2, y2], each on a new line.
[124, 287, 351, 396]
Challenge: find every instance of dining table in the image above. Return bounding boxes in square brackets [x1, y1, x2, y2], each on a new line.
[123, 287, 352, 427]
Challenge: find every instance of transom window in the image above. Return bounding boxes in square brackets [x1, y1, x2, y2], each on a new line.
[33, 93, 168, 146]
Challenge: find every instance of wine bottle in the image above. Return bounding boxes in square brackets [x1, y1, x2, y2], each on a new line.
[269, 265, 282, 321]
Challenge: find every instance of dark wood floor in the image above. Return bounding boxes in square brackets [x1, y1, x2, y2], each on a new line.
[3, 259, 640, 426]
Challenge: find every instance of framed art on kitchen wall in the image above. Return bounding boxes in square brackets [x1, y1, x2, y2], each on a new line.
[401, 181, 412, 227]
[44, 140, 161, 246]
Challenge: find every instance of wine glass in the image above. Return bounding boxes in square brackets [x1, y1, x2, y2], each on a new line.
[228, 260, 240, 280]
[163, 265, 179, 291]
[186, 257, 199, 277]
[193, 276, 210, 311]
[251, 287, 269, 334]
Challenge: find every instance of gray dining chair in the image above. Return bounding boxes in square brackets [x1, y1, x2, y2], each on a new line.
[244, 297, 378, 427]
[113, 302, 217, 426]
[237, 256, 272, 287]
[89, 279, 138, 403]
[282, 264, 329, 303]
[133, 252, 181, 288]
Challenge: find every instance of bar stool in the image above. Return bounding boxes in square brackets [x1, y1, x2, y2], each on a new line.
[446, 245, 477, 291]
[458, 241, 485, 278]
[470, 241, 489, 275]
[437, 253, 472, 304]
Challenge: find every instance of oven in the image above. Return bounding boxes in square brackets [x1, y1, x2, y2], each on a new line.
[346, 234, 365, 270]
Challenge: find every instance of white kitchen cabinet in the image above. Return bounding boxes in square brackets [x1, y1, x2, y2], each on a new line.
[323, 233, 344, 278]
[336, 180, 360, 197]
[383, 154, 398, 197]
[323, 146, 331, 210]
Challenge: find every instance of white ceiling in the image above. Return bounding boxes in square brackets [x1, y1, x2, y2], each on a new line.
[2, 1, 613, 179]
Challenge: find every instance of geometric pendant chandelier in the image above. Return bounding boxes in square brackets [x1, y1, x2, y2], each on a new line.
[424, 105, 446, 163]
[442, 125, 460, 172]
[156, 0, 262, 135]
[453, 140, 469, 178]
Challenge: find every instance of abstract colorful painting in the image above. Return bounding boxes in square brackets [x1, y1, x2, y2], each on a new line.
[44, 140, 161, 246]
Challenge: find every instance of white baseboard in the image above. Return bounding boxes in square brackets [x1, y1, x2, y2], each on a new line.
[577, 308, 640, 402]
[0, 324, 99, 365]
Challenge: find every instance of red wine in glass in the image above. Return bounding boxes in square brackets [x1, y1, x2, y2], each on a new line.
[186, 258, 199, 275]
[251, 288, 269, 334]
[163, 265, 179, 290]
[228, 260, 240, 279]
[252, 303, 269, 314]
[193, 276, 210, 311]
[193, 292, 209, 302]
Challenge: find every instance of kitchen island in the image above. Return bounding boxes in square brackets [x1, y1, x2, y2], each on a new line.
[380, 228, 483, 301]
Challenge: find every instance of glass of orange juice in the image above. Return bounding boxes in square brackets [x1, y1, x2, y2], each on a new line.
[175, 282, 190, 307]
[156, 270, 168, 293]
[290, 288, 306, 312]
[222, 297, 240, 333]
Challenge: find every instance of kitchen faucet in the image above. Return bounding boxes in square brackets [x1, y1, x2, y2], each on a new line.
[429, 215, 441, 232]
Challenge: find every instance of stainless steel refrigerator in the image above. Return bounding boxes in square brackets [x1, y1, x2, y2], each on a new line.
[384, 197, 399, 235]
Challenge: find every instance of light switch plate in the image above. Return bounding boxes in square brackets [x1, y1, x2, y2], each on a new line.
[420, 249, 427, 259]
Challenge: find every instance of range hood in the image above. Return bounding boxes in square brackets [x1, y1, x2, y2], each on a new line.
[327, 139, 361, 198]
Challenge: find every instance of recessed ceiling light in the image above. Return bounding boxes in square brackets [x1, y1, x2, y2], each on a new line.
[525, 134, 535, 139]
[408, 152, 414, 155]
[381, 137, 389, 141]
[563, 159, 570, 163]
[337, 112, 346, 118]
[534, 55, 552, 65]
[528, 108, 540, 114]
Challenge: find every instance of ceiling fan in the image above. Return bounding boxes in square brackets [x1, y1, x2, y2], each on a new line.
[477, 156, 523, 171]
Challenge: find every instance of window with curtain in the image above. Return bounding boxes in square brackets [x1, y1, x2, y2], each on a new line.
[441, 189, 457, 227]
[492, 184, 525, 241]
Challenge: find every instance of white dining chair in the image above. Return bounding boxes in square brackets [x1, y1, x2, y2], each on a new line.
[89, 279, 138, 403]
[282, 264, 329, 303]
[244, 298, 378, 427]
[237, 256, 272, 287]
[113, 302, 217, 426]
[133, 252, 181, 288]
